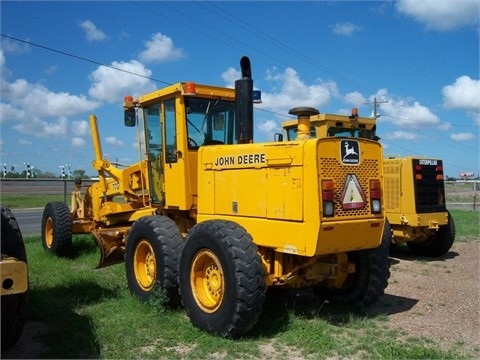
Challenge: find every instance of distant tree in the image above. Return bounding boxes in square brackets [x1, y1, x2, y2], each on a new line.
[72, 169, 89, 179]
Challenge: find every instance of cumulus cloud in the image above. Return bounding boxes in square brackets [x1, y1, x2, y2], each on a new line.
[72, 137, 86, 148]
[442, 76, 480, 111]
[13, 117, 68, 138]
[396, 0, 479, 31]
[332, 22, 363, 36]
[79, 20, 107, 42]
[138, 33, 184, 63]
[221, 67, 241, 88]
[88, 60, 156, 102]
[383, 130, 418, 140]
[370, 89, 442, 129]
[71, 120, 89, 137]
[261, 67, 337, 113]
[257, 119, 278, 139]
[105, 136, 125, 147]
[451, 132, 475, 141]
[2, 78, 99, 118]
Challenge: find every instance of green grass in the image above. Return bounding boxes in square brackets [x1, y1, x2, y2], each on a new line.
[20, 230, 477, 359]
[449, 209, 480, 240]
[0, 194, 70, 209]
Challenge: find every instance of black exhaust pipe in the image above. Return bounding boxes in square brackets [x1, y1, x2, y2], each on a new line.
[235, 56, 253, 143]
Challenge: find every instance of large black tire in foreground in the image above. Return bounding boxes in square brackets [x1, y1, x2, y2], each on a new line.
[1, 206, 28, 352]
[316, 221, 391, 306]
[125, 215, 184, 307]
[178, 220, 266, 338]
[41, 202, 72, 256]
[407, 211, 456, 257]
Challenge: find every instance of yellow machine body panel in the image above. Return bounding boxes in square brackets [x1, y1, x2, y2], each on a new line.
[197, 138, 385, 256]
[282, 114, 450, 245]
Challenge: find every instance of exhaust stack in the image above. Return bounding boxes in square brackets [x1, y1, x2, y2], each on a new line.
[235, 56, 253, 144]
[288, 107, 319, 140]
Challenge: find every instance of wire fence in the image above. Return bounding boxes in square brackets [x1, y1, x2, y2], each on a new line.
[0, 178, 478, 237]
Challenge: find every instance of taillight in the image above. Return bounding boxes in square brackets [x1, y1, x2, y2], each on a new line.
[436, 165, 444, 180]
[370, 179, 382, 214]
[322, 180, 335, 217]
[415, 164, 422, 180]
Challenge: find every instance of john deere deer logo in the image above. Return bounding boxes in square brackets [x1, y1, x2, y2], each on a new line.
[341, 140, 360, 164]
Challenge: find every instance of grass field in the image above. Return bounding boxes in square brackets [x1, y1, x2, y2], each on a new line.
[16, 210, 478, 359]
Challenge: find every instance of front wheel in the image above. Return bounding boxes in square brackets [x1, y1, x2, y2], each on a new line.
[407, 211, 455, 257]
[178, 220, 266, 338]
[41, 202, 72, 256]
[125, 215, 183, 307]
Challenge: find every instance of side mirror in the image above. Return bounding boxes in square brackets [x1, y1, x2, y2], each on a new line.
[274, 133, 284, 142]
[124, 108, 136, 127]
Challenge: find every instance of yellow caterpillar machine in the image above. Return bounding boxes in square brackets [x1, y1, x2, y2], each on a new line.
[1, 206, 28, 351]
[42, 57, 390, 338]
[281, 109, 455, 257]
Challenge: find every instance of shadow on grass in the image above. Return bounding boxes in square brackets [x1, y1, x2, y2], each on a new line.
[250, 285, 418, 339]
[6, 280, 121, 359]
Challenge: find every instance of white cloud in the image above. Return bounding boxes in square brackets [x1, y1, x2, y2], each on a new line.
[396, 0, 479, 31]
[332, 22, 363, 36]
[105, 136, 125, 147]
[261, 67, 336, 113]
[384, 130, 418, 140]
[79, 20, 107, 42]
[221, 67, 240, 88]
[442, 76, 480, 111]
[371, 89, 441, 129]
[344, 91, 367, 107]
[451, 132, 475, 141]
[13, 117, 68, 138]
[88, 60, 156, 102]
[72, 137, 86, 148]
[257, 119, 278, 139]
[2, 78, 99, 117]
[71, 120, 89, 137]
[138, 33, 184, 63]
[18, 139, 32, 145]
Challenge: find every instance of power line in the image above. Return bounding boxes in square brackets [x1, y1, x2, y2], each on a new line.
[0, 34, 172, 86]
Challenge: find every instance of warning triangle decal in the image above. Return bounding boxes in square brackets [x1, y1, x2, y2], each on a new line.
[340, 174, 366, 210]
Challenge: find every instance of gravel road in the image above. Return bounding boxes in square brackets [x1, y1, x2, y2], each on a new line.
[368, 240, 480, 357]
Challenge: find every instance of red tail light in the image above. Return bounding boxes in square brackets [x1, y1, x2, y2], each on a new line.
[370, 179, 382, 213]
[322, 180, 335, 217]
[415, 164, 423, 180]
[436, 165, 444, 180]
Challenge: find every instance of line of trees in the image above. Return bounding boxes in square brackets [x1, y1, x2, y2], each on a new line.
[2, 168, 90, 179]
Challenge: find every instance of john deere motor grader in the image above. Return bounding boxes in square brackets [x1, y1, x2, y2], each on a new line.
[42, 57, 390, 338]
[281, 109, 455, 257]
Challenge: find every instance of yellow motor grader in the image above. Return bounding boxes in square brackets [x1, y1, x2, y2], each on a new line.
[282, 109, 455, 257]
[42, 57, 390, 338]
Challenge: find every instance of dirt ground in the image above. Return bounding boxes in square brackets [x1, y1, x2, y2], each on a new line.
[2, 241, 479, 359]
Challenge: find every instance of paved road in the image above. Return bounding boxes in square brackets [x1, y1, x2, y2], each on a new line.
[11, 202, 477, 239]
[12, 208, 43, 237]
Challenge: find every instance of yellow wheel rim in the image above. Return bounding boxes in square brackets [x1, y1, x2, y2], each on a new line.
[191, 249, 224, 313]
[134, 240, 156, 291]
[44, 217, 53, 248]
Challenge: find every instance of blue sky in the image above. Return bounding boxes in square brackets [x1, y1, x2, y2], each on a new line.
[1, 1, 479, 178]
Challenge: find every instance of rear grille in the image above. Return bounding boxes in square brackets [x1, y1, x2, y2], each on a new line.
[413, 160, 446, 213]
[319, 157, 380, 218]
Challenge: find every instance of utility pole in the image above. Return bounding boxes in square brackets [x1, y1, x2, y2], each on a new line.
[364, 97, 388, 119]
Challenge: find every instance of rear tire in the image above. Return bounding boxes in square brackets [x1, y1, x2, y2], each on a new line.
[178, 220, 266, 338]
[316, 220, 391, 306]
[407, 211, 455, 257]
[41, 202, 72, 256]
[125, 215, 183, 307]
[1, 206, 28, 351]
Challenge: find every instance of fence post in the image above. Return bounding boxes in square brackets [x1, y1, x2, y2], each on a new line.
[63, 179, 67, 203]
